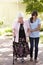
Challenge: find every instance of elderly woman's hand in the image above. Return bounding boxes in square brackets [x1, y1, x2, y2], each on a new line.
[27, 28, 31, 34]
[12, 29, 16, 37]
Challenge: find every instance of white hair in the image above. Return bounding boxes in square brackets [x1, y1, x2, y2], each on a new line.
[17, 12, 24, 18]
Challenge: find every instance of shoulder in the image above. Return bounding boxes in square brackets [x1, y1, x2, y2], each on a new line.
[28, 18, 31, 23]
[12, 20, 18, 29]
[25, 19, 30, 24]
[24, 19, 29, 25]
[24, 19, 30, 28]
[13, 20, 19, 25]
[37, 18, 41, 22]
[37, 18, 41, 24]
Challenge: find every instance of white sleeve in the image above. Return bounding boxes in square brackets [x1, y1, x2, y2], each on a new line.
[12, 21, 17, 37]
[38, 19, 41, 25]
[26, 19, 30, 29]
[12, 21, 16, 29]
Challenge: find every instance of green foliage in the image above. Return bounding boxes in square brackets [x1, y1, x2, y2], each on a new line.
[0, 28, 12, 36]
[0, 31, 5, 36]
[40, 24, 43, 31]
[40, 28, 43, 31]
[40, 35, 43, 43]
[0, 32, 2, 36]
[23, 0, 43, 13]
[0, 21, 3, 26]
[5, 28, 12, 33]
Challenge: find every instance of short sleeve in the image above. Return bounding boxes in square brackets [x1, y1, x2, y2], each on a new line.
[38, 19, 41, 25]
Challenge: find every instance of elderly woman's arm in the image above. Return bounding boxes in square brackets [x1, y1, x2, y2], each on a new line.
[12, 21, 16, 37]
[12, 28, 16, 37]
[27, 28, 31, 34]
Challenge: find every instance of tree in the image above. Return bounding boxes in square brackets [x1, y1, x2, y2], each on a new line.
[23, 0, 43, 13]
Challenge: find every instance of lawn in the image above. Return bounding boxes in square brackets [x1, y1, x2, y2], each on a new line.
[40, 35, 43, 43]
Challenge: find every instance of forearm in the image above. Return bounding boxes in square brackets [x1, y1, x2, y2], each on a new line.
[33, 27, 40, 31]
[31, 24, 41, 32]
[12, 29, 16, 36]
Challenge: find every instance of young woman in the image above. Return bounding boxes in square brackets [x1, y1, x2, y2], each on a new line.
[29, 11, 41, 63]
[12, 12, 30, 62]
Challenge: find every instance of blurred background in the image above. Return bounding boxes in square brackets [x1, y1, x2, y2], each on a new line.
[0, 0, 43, 43]
[0, 1, 43, 65]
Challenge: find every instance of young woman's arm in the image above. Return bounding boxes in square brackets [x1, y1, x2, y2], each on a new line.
[31, 24, 41, 32]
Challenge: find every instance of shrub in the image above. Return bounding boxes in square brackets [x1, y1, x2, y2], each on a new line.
[0, 21, 3, 26]
[40, 27, 43, 31]
[5, 28, 12, 33]
[40, 24, 43, 31]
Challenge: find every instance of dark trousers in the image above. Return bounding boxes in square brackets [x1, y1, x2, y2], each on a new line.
[29, 37, 39, 60]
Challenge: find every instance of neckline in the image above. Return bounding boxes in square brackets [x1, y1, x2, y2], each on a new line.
[31, 18, 38, 23]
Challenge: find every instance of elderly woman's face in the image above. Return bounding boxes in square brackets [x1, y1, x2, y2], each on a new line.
[18, 17, 23, 23]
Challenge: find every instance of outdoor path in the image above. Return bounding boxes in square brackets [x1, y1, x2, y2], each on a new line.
[0, 37, 43, 65]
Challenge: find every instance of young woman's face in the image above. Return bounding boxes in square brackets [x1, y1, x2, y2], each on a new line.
[32, 15, 37, 20]
[18, 17, 23, 23]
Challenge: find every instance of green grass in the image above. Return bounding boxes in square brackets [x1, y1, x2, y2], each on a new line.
[0, 27, 12, 36]
[40, 35, 43, 43]
[5, 28, 12, 33]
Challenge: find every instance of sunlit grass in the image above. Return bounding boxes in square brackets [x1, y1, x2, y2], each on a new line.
[40, 35, 43, 43]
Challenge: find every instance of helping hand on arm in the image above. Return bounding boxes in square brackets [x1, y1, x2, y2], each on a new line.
[31, 24, 41, 32]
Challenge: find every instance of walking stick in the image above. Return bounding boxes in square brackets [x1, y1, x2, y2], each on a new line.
[13, 36, 16, 65]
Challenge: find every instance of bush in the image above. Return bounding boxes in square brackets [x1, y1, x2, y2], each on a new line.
[40, 24, 43, 31]
[40, 27, 43, 31]
[0, 31, 5, 36]
[0, 21, 3, 26]
[40, 35, 43, 43]
[5, 28, 12, 33]
[4, 28, 12, 36]
[0, 32, 2, 36]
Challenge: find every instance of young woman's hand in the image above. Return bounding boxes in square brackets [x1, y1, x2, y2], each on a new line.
[30, 24, 41, 32]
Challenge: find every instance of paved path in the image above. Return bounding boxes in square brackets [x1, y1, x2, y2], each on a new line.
[0, 38, 43, 65]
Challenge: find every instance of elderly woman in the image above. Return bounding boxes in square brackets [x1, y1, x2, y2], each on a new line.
[12, 12, 30, 62]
